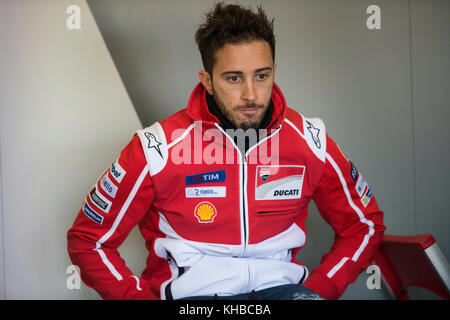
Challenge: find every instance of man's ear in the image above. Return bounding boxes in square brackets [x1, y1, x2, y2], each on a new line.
[198, 70, 214, 95]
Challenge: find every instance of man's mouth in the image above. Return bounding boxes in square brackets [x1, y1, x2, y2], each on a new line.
[236, 105, 262, 116]
[238, 107, 259, 115]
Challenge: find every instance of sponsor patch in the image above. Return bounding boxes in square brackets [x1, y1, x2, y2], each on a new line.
[350, 162, 358, 182]
[355, 174, 367, 197]
[301, 117, 326, 162]
[83, 203, 104, 224]
[255, 165, 305, 200]
[185, 186, 226, 198]
[145, 132, 163, 158]
[259, 168, 271, 182]
[361, 188, 373, 207]
[305, 120, 321, 149]
[186, 170, 226, 185]
[138, 124, 168, 177]
[89, 187, 112, 213]
[194, 201, 217, 223]
[110, 160, 126, 183]
[100, 174, 118, 198]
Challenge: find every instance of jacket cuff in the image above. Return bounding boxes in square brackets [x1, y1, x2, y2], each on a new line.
[302, 270, 339, 300]
[97, 276, 159, 300]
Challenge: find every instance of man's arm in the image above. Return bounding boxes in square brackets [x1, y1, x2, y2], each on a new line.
[302, 135, 386, 300]
[67, 134, 157, 299]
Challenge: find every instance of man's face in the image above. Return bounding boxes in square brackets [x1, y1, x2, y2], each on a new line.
[201, 40, 276, 130]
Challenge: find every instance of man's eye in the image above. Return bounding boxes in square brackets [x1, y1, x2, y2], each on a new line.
[228, 76, 239, 82]
[257, 73, 269, 80]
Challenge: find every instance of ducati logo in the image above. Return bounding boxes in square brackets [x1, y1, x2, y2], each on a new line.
[259, 169, 271, 182]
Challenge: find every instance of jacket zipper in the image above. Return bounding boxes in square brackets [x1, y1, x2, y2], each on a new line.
[241, 154, 248, 255]
[214, 124, 247, 255]
[215, 124, 282, 257]
[241, 124, 282, 256]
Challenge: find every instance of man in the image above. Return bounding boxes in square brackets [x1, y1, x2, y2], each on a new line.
[67, 3, 385, 300]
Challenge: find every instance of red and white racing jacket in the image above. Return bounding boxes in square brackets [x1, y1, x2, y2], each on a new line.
[67, 82, 385, 300]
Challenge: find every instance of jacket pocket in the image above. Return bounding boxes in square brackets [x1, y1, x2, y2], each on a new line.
[256, 207, 299, 216]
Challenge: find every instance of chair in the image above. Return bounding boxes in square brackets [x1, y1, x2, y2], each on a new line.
[374, 234, 450, 300]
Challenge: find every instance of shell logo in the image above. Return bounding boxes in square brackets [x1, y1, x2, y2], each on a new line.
[194, 201, 217, 223]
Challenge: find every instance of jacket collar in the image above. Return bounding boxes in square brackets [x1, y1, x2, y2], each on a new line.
[186, 82, 287, 130]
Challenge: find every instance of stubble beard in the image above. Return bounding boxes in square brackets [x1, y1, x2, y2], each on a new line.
[212, 92, 269, 131]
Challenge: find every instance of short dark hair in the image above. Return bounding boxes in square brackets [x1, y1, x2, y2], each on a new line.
[195, 2, 275, 76]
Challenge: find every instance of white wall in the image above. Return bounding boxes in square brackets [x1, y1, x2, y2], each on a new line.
[0, 0, 145, 299]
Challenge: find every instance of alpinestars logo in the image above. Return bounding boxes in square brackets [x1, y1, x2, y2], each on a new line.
[306, 120, 321, 149]
[145, 132, 163, 158]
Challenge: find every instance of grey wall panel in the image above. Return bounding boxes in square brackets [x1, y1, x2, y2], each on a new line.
[0, 0, 144, 299]
[410, 0, 450, 258]
[272, 0, 412, 300]
[87, 0, 209, 127]
[273, 0, 416, 238]
[272, 2, 413, 209]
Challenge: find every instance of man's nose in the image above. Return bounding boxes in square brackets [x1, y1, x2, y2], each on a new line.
[241, 79, 257, 103]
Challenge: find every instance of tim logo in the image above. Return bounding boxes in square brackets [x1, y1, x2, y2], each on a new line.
[186, 170, 226, 185]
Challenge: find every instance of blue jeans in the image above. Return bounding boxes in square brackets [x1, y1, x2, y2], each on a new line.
[178, 284, 324, 300]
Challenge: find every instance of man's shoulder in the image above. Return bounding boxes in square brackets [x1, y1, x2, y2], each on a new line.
[160, 108, 193, 132]
[283, 107, 327, 163]
[140, 107, 193, 142]
[284, 107, 326, 133]
[134, 108, 193, 176]
[284, 107, 304, 128]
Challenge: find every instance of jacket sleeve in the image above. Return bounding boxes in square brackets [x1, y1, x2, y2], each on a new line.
[67, 134, 158, 300]
[302, 135, 386, 300]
